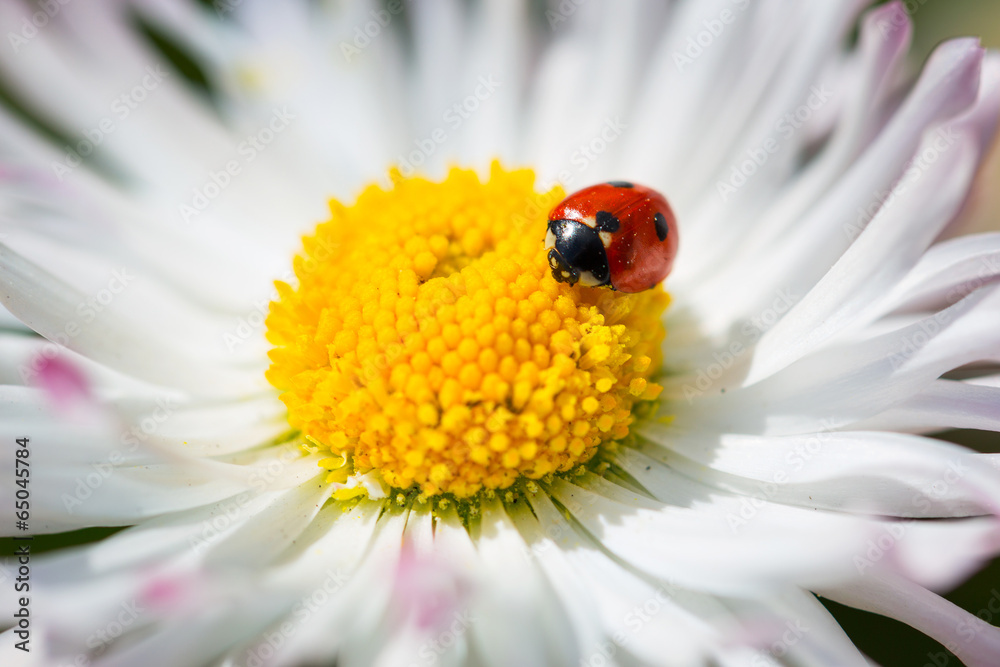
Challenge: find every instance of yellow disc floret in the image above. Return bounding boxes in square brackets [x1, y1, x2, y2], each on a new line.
[266, 163, 668, 498]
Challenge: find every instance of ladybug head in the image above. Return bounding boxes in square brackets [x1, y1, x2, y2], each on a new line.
[545, 219, 611, 288]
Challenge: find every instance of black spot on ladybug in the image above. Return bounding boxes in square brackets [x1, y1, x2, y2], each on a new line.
[595, 211, 620, 233]
[606, 181, 634, 188]
[653, 212, 669, 241]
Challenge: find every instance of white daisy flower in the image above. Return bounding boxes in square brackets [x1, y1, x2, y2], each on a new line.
[2, 1, 1000, 666]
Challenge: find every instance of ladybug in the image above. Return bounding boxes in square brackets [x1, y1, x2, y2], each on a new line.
[545, 181, 678, 293]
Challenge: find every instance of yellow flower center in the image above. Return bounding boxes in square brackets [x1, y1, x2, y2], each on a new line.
[265, 163, 668, 500]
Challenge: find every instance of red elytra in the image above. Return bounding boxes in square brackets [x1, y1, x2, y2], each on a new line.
[545, 181, 679, 293]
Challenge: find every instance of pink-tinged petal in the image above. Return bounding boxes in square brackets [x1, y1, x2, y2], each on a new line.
[677, 0, 912, 290]
[746, 133, 985, 385]
[884, 518, 1000, 591]
[852, 379, 1000, 434]
[884, 232, 1000, 315]
[819, 571, 1000, 667]
[28, 352, 101, 425]
[137, 570, 214, 614]
[743, 51, 1000, 385]
[32, 353, 90, 406]
[141, 577, 187, 608]
[690, 37, 986, 338]
[392, 533, 469, 631]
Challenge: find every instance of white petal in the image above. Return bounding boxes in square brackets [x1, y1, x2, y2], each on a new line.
[885, 232, 1000, 314]
[548, 476, 881, 595]
[686, 37, 985, 333]
[819, 571, 1000, 667]
[671, 284, 1000, 434]
[466, 498, 579, 666]
[0, 244, 264, 396]
[632, 429, 1000, 518]
[852, 379, 1000, 433]
[745, 132, 982, 384]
